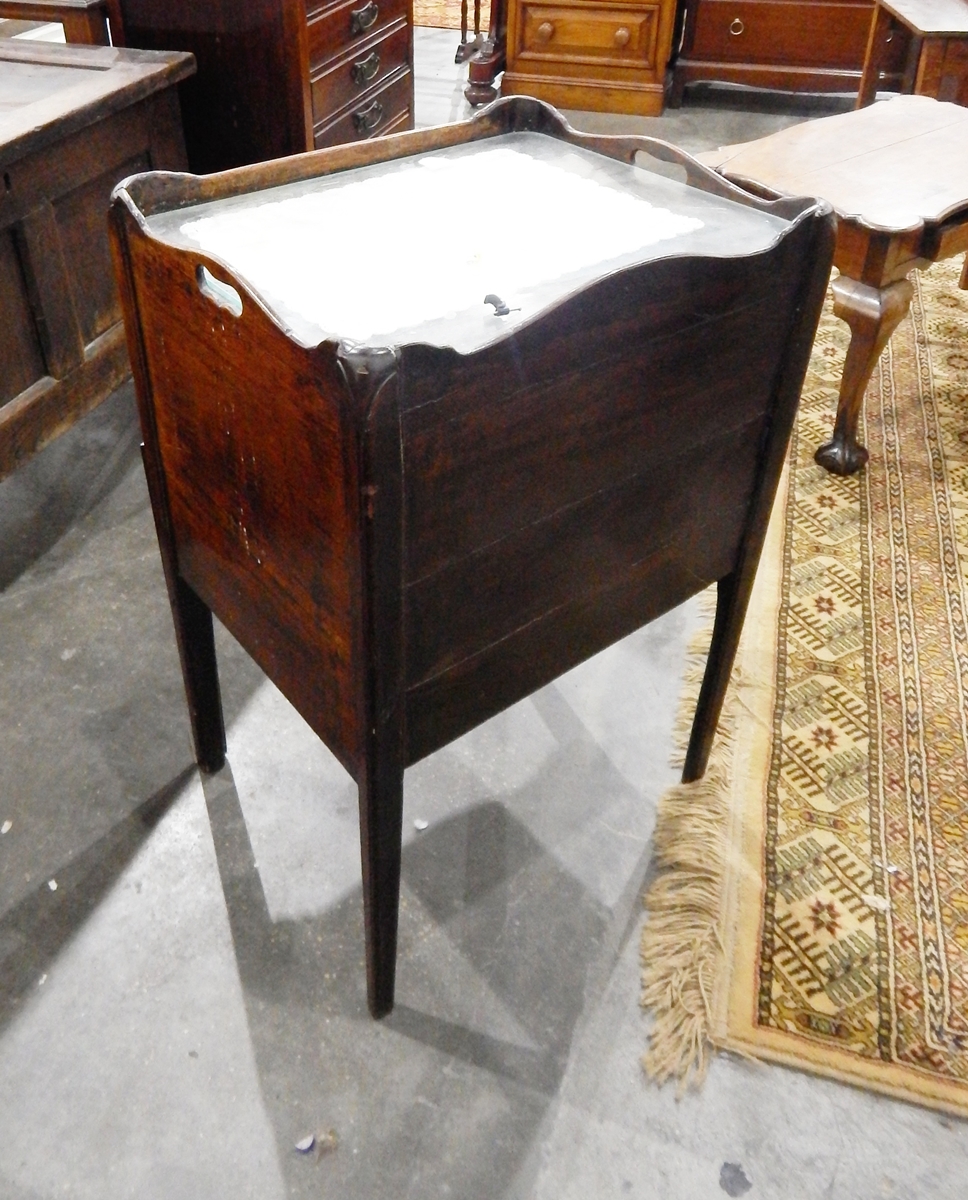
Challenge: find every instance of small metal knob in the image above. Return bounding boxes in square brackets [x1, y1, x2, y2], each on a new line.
[729, 16, 744, 33]
[613, 26, 630, 47]
[536, 20, 555, 41]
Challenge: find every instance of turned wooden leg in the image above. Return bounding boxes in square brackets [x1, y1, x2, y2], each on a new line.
[464, 0, 507, 104]
[358, 756, 404, 1018]
[815, 275, 913, 476]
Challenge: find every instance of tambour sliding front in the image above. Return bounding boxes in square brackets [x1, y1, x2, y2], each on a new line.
[109, 98, 833, 1017]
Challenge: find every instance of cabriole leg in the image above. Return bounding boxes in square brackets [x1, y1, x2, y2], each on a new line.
[815, 274, 913, 476]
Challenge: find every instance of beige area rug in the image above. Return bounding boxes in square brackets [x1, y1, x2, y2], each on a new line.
[413, 0, 491, 31]
[642, 257, 968, 1116]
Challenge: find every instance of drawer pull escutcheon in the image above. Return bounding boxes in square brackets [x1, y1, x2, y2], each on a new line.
[351, 50, 381, 84]
[353, 99, 384, 133]
[536, 20, 555, 41]
[729, 16, 744, 34]
[350, 0, 379, 35]
[613, 26, 630, 46]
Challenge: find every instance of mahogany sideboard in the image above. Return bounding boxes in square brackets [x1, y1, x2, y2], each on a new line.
[0, 39, 191, 480]
[110, 97, 833, 1017]
[115, 0, 414, 172]
[669, 0, 876, 102]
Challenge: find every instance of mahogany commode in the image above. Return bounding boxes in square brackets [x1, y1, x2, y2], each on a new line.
[109, 98, 833, 1017]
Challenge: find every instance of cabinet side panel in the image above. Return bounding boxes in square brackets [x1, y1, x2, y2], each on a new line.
[125, 232, 364, 770]
[402, 227, 820, 761]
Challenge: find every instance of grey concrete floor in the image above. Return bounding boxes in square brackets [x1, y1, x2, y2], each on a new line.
[1, 29, 968, 1199]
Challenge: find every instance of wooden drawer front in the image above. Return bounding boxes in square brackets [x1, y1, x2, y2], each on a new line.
[311, 22, 410, 123]
[690, 0, 873, 68]
[516, 3, 659, 67]
[307, 0, 408, 68]
[313, 68, 412, 147]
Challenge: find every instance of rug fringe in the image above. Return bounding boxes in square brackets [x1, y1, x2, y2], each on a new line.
[641, 589, 733, 1090]
[640, 766, 731, 1090]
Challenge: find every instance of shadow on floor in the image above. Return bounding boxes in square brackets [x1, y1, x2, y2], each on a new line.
[201, 754, 616, 1200]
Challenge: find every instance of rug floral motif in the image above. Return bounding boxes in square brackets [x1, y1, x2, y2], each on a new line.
[642, 257, 968, 1115]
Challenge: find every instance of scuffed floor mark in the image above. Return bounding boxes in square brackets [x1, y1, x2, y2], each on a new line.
[720, 1162, 753, 1196]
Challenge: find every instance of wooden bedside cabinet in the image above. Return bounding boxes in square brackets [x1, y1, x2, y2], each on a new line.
[501, 0, 678, 114]
[670, 0, 876, 102]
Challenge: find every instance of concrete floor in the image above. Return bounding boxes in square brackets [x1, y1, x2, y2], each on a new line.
[1, 28, 968, 1199]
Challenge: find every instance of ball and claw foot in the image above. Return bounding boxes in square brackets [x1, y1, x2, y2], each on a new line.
[814, 434, 869, 476]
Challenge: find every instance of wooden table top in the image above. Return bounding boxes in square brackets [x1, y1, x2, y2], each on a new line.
[697, 95, 968, 232]
[876, 0, 968, 35]
[0, 39, 193, 166]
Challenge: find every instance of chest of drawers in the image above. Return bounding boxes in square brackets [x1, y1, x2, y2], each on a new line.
[501, 0, 678, 114]
[669, 0, 875, 101]
[118, 0, 414, 172]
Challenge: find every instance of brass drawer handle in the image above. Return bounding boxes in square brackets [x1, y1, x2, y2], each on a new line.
[536, 20, 555, 41]
[613, 25, 630, 47]
[350, 0, 379, 35]
[729, 16, 744, 34]
[351, 50, 381, 84]
[353, 99, 384, 133]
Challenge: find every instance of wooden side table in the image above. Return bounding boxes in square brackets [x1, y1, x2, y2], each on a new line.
[857, 0, 968, 107]
[699, 95, 968, 475]
[0, 40, 192, 478]
[0, 0, 123, 44]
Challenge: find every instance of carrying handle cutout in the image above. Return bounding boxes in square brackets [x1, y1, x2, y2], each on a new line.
[197, 264, 243, 317]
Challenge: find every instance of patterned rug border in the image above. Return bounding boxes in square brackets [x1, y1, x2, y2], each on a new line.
[642, 261, 968, 1119]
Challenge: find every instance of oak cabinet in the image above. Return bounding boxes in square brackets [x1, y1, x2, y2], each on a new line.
[0, 40, 191, 479]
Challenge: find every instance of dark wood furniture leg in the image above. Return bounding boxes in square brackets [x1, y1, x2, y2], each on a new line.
[464, 0, 506, 104]
[340, 344, 406, 1018]
[961, 253, 968, 290]
[857, 1, 893, 106]
[166, 576, 227, 774]
[815, 274, 913, 475]
[684, 209, 835, 780]
[455, 0, 485, 63]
